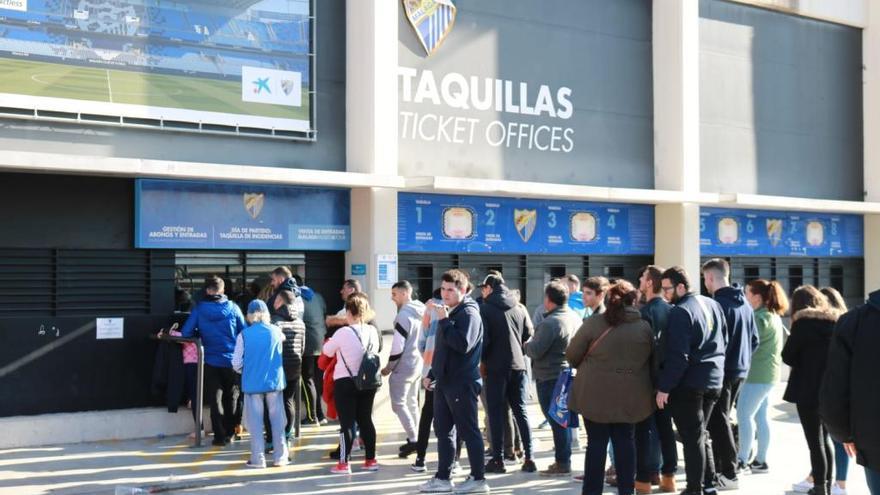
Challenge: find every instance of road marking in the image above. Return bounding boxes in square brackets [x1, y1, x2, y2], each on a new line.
[106, 69, 113, 102]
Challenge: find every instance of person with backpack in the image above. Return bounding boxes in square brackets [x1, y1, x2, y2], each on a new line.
[321, 292, 382, 474]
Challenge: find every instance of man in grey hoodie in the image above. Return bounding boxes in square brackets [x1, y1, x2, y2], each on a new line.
[383, 280, 426, 457]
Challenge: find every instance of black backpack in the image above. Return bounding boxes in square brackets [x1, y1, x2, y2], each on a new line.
[338, 324, 382, 391]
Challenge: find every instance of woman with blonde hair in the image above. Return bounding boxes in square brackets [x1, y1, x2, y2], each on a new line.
[322, 292, 381, 474]
[782, 286, 840, 495]
[737, 279, 789, 474]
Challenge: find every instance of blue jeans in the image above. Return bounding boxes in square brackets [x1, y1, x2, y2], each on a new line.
[833, 441, 849, 481]
[244, 391, 287, 465]
[536, 379, 571, 467]
[867, 465, 880, 495]
[583, 419, 635, 495]
[736, 382, 774, 464]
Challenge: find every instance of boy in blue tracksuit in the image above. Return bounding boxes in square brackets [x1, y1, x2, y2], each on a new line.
[656, 267, 727, 495]
[419, 269, 489, 495]
[181, 276, 246, 446]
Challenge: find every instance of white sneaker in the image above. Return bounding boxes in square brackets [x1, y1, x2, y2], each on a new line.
[793, 479, 814, 493]
[831, 483, 847, 495]
[454, 476, 490, 494]
[716, 474, 739, 491]
[451, 461, 463, 475]
[420, 477, 454, 493]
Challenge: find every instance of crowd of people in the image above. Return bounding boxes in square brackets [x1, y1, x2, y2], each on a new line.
[172, 261, 880, 495]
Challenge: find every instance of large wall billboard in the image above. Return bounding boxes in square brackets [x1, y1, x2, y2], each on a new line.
[0, 0, 311, 134]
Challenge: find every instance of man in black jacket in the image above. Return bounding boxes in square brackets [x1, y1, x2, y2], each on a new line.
[820, 289, 880, 495]
[656, 266, 727, 495]
[479, 274, 535, 474]
[419, 269, 489, 494]
[701, 258, 758, 487]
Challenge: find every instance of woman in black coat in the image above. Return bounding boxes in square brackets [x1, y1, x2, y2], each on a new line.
[782, 285, 840, 495]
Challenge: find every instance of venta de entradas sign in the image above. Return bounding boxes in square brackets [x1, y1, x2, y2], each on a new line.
[399, 67, 575, 153]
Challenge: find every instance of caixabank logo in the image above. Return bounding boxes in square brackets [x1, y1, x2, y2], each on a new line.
[402, 0, 456, 56]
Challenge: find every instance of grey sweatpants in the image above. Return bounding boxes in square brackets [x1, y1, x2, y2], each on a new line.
[389, 372, 420, 441]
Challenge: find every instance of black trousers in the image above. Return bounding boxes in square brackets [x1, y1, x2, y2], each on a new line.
[486, 370, 532, 460]
[204, 365, 238, 442]
[435, 380, 485, 481]
[301, 355, 325, 421]
[655, 407, 678, 475]
[416, 388, 462, 461]
[797, 404, 833, 486]
[583, 420, 635, 495]
[670, 387, 720, 493]
[335, 377, 377, 462]
[707, 377, 743, 479]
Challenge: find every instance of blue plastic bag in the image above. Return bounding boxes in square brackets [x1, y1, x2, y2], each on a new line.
[548, 368, 574, 428]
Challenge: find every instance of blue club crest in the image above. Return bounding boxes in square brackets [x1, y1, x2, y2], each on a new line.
[402, 0, 457, 57]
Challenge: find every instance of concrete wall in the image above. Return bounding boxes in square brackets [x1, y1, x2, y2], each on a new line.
[0, 0, 347, 172]
[699, 0, 864, 201]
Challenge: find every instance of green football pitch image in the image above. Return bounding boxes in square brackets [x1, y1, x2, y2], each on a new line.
[0, 56, 309, 121]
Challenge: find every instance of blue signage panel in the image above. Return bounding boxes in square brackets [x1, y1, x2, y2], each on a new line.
[136, 179, 350, 250]
[398, 192, 654, 255]
[700, 207, 863, 257]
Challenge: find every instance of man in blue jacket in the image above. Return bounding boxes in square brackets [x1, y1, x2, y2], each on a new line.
[420, 269, 489, 494]
[182, 275, 247, 446]
[702, 258, 759, 486]
[656, 267, 727, 495]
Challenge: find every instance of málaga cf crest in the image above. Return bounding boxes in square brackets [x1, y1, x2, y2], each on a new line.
[243, 193, 265, 220]
[402, 0, 457, 57]
[514, 209, 537, 243]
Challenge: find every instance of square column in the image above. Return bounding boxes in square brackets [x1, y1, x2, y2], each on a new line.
[653, 0, 702, 276]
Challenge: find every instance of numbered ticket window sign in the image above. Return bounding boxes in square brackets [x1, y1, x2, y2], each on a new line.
[398, 192, 653, 255]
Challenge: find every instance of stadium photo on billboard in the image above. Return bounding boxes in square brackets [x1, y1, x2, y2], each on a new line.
[0, 0, 312, 135]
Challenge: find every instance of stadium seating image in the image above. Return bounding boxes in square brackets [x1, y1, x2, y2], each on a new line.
[0, 0, 310, 81]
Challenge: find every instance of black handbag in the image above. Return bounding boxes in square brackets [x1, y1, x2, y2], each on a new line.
[338, 324, 382, 391]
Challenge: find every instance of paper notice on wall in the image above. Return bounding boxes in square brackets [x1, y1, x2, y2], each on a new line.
[96, 318, 124, 339]
[376, 254, 398, 290]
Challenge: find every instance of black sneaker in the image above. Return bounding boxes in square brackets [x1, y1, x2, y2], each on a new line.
[211, 437, 227, 447]
[749, 461, 769, 474]
[399, 440, 418, 458]
[736, 460, 750, 475]
[411, 458, 427, 472]
[485, 458, 507, 474]
[328, 447, 340, 460]
[521, 459, 537, 473]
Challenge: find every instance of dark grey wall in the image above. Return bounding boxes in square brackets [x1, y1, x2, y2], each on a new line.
[398, 0, 654, 188]
[0, 0, 346, 172]
[699, 0, 864, 200]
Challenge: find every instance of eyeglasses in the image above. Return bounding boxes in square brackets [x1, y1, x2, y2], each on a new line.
[661, 286, 675, 293]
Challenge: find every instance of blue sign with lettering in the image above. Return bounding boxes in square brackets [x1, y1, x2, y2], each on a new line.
[700, 207, 863, 257]
[135, 179, 351, 250]
[398, 192, 654, 255]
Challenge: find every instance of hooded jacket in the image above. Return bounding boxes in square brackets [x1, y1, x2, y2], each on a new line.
[267, 277, 303, 317]
[479, 284, 534, 373]
[657, 293, 727, 393]
[712, 285, 759, 380]
[430, 296, 483, 386]
[299, 286, 327, 356]
[782, 306, 839, 407]
[820, 290, 880, 471]
[271, 303, 306, 382]
[181, 294, 246, 368]
[389, 300, 426, 378]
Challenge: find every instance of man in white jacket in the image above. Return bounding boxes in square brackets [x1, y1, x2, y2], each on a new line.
[383, 280, 426, 458]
